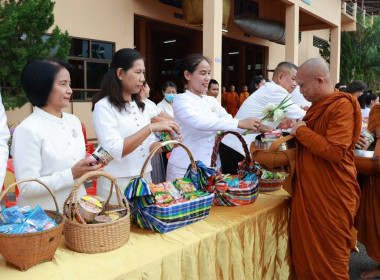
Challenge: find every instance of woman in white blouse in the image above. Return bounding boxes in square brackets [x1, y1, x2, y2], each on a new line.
[92, 48, 180, 202]
[157, 81, 177, 117]
[166, 54, 262, 181]
[12, 59, 102, 211]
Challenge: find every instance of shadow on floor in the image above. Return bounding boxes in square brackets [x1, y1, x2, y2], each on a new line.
[350, 242, 379, 280]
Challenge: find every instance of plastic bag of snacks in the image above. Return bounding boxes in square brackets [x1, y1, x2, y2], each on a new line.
[360, 121, 375, 150]
[203, 131, 261, 206]
[125, 141, 214, 233]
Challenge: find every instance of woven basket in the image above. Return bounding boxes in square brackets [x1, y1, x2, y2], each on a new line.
[208, 131, 260, 206]
[125, 140, 214, 233]
[259, 177, 285, 192]
[63, 171, 130, 253]
[0, 179, 64, 271]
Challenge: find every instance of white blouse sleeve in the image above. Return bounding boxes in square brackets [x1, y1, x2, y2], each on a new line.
[174, 95, 239, 131]
[11, 125, 74, 199]
[92, 101, 124, 160]
[0, 95, 9, 187]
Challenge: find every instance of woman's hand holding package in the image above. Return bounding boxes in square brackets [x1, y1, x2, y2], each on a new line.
[238, 117, 261, 132]
[71, 157, 102, 180]
[151, 119, 181, 137]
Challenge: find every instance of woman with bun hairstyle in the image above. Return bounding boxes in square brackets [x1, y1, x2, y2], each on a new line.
[92, 48, 180, 202]
[166, 53, 262, 181]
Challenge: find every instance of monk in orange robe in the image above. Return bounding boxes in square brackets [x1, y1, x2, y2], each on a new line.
[290, 58, 361, 279]
[354, 103, 380, 280]
[239, 85, 249, 106]
[222, 85, 239, 116]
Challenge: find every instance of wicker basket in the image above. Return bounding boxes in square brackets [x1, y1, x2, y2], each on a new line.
[207, 131, 260, 206]
[0, 179, 64, 271]
[259, 177, 285, 192]
[63, 171, 130, 253]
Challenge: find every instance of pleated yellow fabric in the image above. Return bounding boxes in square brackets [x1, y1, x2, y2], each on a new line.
[0, 190, 292, 280]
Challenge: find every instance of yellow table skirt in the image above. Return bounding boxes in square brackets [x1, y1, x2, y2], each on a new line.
[0, 190, 292, 280]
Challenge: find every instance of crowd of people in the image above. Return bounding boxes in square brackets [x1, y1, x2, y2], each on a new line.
[0, 48, 379, 279]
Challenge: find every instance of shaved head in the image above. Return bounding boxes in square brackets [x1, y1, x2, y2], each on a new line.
[296, 58, 334, 103]
[299, 58, 331, 82]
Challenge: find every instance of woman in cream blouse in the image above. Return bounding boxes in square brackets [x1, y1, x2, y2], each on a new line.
[92, 48, 180, 202]
[11, 59, 102, 211]
[166, 54, 262, 181]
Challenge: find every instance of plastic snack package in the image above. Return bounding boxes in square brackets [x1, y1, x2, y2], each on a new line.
[155, 192, 174, 204]
[25, 205, 55, 231]
[0, 206, 26, 224]
[173, 178, 196, 193]
[162, 181, 182, 200]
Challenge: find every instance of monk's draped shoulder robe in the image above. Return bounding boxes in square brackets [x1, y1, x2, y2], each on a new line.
[291, 92, 361, 280]
[354, 102, 380, 265]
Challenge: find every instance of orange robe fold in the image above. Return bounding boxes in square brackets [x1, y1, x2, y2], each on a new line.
[222, 92, 239, 117]
[239, 91, 249, 107]
[291, 92, 361, 280]
[354, 103, 380, 264]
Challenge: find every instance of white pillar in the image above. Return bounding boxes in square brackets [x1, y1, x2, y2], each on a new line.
[285, 3, 299, 65]
[125, 0, 134, 49]
[203, 0, 223, 103]
[330, 26, 341, 85]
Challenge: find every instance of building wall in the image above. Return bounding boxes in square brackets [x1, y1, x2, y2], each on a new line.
[7, 0, 345, 139]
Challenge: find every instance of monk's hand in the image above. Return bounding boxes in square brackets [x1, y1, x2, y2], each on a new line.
[376, 128, 380, 139]
[277, 118, 293, 129]
[290, 121, 306, 136]
[258, 125, 275, 134]
[356, 134, 367, 149]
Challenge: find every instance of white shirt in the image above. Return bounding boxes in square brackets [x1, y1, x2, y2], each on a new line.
[144, 99, 161, 118]
[291, 85, 311, 107]
[168, 90, 239, 169]
[157, 99, 174, 117]
[362, 107, 371, 118]
[0, 95, 10, 187]
[92, 97, 155, 177]
[11, 107, 86, 211]
[222, 81, 306, 155]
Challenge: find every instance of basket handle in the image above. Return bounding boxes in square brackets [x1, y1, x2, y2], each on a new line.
[139, 140, 196, 178]
[268, 135, 294, 152]
[0, 178, 59, 213]
[63, 170, 129, 224]
[210, 131, 252, 168]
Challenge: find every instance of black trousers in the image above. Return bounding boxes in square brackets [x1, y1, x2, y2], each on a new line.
[219, 143, 245, 175]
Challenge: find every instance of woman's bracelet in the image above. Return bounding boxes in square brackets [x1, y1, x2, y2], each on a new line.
[148, 124, 153, 134]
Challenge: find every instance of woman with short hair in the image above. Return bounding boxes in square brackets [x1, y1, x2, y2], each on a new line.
[12, 58, 102, 210]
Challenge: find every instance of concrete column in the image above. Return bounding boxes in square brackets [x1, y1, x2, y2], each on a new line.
[203, 0, 223, 102]
[125, 0, 134, 49]
[330, 26, 341, 85]
[285, 4, 299, 65]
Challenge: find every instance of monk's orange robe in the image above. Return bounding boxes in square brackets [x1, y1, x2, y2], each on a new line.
[354, 103, 380, 264]
[239, 91, 249, 107]
[291, 92, 361, 279]
[222, 92, 239, 116]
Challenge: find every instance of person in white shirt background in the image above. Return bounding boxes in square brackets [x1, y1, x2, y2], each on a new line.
[157, 81, 177, 117]
[11, 59, 102, 211]
[251, 75, 266, 93]
[220, 61, 306, 174]
[92, 48, 180, 203]
[140, 81, 176, 183]
[166, 53, 263, 181]
[358, 91, 379, 120]
[0, 93, 9, 189]
[206, 79, 219, 98]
